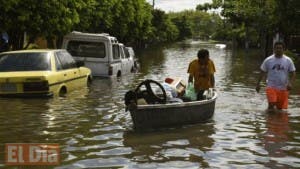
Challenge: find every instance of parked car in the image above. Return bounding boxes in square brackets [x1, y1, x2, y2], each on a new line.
[62, 31, 137, 77]
[0, 49, 92, 97]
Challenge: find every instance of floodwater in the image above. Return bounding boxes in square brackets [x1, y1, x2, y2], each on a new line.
[0, 41, 299, 169]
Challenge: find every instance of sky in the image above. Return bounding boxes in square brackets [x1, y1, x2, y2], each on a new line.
[146, 0, 212, 12]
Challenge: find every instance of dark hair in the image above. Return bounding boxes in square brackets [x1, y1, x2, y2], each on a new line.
[197, 49, 209, 59]
[274, 41, 285, 49]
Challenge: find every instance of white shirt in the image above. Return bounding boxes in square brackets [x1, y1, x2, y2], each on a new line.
[260, 54, 296, 90]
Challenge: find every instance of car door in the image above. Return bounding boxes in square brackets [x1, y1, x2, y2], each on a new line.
[53, 52, 65, 93]
[55, 51, 80, 91]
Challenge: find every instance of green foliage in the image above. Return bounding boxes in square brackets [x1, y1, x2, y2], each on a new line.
[0, 0, 226, 49]
[274, 0, 300, 36]
[151, 9, 178, 43]
[171, 15, 192, 40]
[1, 0, 158, 49]
[169, 10, 223, 40]
[197, 0, 300, 48]
[285, 50, 300, 71]
[284, 50, 298, 62]
[0, 0, 88, 49]
[125, 0, 153, 46]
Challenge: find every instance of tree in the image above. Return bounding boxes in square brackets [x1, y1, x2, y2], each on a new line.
[151, 9, 178, 43]
[169, 10, 223, 40]
[83, 0, 153, 47]
[0, 0, 92, 49]
[273, 0, 300, 46]
[169, 14, 192, 40]
[196, 0, 300, 50]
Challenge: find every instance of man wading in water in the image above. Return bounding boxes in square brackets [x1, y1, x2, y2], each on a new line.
[187, 49, 216, 100]
[256, 41, 296, 111]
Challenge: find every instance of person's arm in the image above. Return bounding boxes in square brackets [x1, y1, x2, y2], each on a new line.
[188, 74, 193, 84]
[209, 60, 216, 88]
[211, 74, 215, 88]
[187, 61, 194, 84]
[287, 71, 296, 90]
[256, 71, 267, 93]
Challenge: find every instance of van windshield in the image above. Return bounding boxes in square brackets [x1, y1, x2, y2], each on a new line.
[67, 41, 106, 58]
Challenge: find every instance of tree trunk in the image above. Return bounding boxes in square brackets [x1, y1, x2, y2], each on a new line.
[56, 36, 63, 49]
[23, 36, 36, 49]
[264, 33, 269, 58]
[46, 36, 55, 49]
[9, 31, 24, 50]
[245, 25, 249, 50]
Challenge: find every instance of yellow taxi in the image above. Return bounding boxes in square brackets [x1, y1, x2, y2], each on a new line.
[0, 49, 92, 97]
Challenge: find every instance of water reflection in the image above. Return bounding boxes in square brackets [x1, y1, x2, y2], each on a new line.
[0, 98, 51, 143]
[223, 49, 263, 88]
[137, 46, 166, 76]
[264, 112, 289, 155]
[262, 112, 291, 169]
[123, 123, 215, 168]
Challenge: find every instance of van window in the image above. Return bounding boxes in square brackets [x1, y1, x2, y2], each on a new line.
[112, 44, 120, 60]
[124, 47, 130, 58]
[127, 47, 135, 58]
[67, 41, 106, 58]
[120, 46, 125, 59]
[55, 51, 77, 70]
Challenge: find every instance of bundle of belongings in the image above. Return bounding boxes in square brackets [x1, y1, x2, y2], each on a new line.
[125, 77, 214, 111]
[159, 77, 186, 103]
[125, 77, 187, 110]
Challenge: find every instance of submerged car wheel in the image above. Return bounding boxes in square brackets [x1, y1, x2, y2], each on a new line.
[117, 71, 122, 77]
[59, 87, 67, 97]
[131, 66, 136, 73]
[87, 76, 92, 86]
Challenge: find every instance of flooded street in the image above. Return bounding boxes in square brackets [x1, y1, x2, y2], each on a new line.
[0, 41, 300, 169]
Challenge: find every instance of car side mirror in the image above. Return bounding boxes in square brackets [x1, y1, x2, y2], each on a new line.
[76, 61, 85, 67]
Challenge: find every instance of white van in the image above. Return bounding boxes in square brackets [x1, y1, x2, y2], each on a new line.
[62, 31, 136, 77]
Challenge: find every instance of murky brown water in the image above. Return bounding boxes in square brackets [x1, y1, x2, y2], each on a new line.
[0, 41, 299, 169]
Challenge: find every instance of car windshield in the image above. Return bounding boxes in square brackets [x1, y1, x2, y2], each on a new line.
[0, 52, 51, 72]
